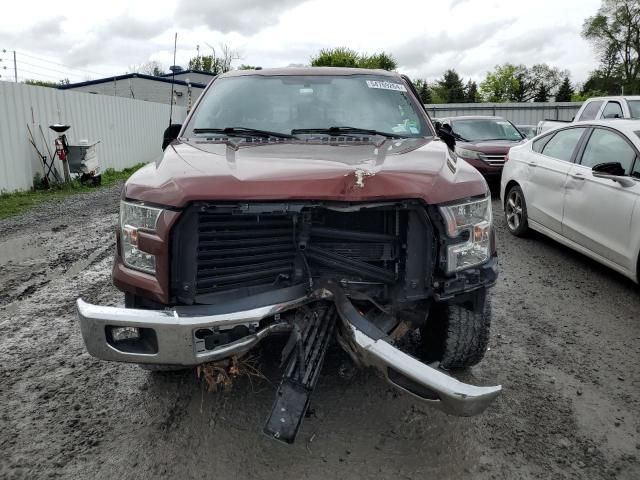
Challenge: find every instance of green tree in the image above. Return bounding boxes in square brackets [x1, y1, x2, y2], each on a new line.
[24, 78, 70, 88]
[583, 0, 640, 94]
[479, 64, 521, 102]
[465, 80, 479, 103]
[311, 47, 359, 68]
[357, 52, 397, 70]
[188, 43, 239, 74]
[413, 79, 433, 104]
[534, 83, 549, 102]
[310, 48, 397, 70]
[435, 69, 465, 103]
[480, 63, 567, 102]
[555, 76, 574, 101]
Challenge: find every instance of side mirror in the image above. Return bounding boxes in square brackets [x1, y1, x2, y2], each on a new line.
[162, 124, 182, 150]
[593, 162, 625, 176]
[436, 123, 456, 150]
[603, 113, 621, 119]
[592, 162, 635, 187]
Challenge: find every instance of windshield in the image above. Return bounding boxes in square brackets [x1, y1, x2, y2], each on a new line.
[186, 75, 431, 138]
[628, 100, 640, 118]
[451, 118, 524, 142]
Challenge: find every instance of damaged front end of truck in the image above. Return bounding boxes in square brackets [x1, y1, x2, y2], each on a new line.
[77, 198, 500, 443]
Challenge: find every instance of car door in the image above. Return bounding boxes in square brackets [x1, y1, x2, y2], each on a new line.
[562, 127, 640, 270]
[525, 127, 588, 233]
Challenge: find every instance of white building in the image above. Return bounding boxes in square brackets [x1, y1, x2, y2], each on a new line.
[58, 70, 216, 108]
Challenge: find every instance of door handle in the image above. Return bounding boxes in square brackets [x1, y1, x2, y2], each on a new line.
[571, 172, 585, 180]
[529, 161, 537, 167]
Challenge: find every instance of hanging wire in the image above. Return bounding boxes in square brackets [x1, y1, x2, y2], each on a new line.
[16, 59, 84, 79]
[15, 50, 110, 77]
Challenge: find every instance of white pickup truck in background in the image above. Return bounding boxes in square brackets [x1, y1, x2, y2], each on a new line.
[536, 96, 640, 135]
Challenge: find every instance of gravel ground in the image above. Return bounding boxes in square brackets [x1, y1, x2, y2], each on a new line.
[0, 184, 638, 479]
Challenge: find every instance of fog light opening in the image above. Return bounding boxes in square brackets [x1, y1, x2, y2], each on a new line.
[111, 326, 140, 342]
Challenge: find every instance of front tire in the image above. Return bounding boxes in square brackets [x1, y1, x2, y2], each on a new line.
[420, 292, 492, 369]
[505, 185, 529, 236]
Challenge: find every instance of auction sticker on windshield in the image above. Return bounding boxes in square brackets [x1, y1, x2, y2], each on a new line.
[366, 80, 407, 92]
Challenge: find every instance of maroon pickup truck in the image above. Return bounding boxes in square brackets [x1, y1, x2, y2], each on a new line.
[77, 67, 501, 443]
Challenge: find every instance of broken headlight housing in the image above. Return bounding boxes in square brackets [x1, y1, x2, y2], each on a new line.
[120, 201, 162, 274]
[439, 197, 492, 273]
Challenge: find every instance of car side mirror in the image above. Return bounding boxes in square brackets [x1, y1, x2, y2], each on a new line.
[592, 162, 636, 187]
[436, 124, 456, 150]
[593, 162, 625, 176]
[162, 124, 182, 150]
[603, 113, 621, 119]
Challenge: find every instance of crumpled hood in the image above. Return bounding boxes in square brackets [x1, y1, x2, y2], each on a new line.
[125, 138, 487, 207]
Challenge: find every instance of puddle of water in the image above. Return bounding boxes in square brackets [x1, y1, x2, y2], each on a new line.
[0, 236, 46, 266]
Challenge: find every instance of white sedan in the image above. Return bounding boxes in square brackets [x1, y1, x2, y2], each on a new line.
[500, 120, 640, 283]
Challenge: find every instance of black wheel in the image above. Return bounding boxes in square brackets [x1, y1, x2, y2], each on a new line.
[420, 292, 492, 369]
[504, 185, 529, 236]
[92, 174, 102, 186]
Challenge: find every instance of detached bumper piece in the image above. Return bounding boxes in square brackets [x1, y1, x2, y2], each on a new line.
[264, 305, 337, 443]
[77, 287, 501, 443]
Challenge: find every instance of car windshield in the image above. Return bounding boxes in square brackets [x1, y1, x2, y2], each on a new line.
[186, 74, 431, 138]
[628, 100, 640, 118]
[451, 118, 523, 142]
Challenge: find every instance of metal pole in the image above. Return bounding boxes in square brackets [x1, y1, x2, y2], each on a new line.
[169, 32, 177, 127]
[13, 50, 17, 82]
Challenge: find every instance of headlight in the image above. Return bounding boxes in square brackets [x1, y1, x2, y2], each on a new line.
[454, 146, 482, 160]
[120, 201, 163, 274]
[439, 197, 492, 273]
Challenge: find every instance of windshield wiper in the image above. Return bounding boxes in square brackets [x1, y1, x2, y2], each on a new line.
[192, 127, 295, 139]
[291, 126, 408, 138]
[452, 132, 469, 142]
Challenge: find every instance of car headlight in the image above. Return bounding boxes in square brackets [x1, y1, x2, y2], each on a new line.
[439, 197, 492, 273]
[454, 146, 482, 160]
[120, 201, 163, 274]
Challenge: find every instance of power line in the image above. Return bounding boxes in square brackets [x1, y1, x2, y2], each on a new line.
[16, 67, 68, 80]
[16, 51, 110, 77]
[15, 59, 84, 80]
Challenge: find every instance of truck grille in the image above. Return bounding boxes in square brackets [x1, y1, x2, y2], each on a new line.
[170, 202, 434, 305]
[196, 213, 296, 295]
[481, 154, 506, 166]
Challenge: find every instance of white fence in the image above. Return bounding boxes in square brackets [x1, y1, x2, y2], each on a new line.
[0, 81, 188, 193]
[425, 102, 582, 125]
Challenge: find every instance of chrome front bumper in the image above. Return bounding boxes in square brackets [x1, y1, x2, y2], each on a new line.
[77, 288, 501, 416]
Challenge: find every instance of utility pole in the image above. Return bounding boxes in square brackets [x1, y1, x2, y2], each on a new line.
[13, 50, 17, 82]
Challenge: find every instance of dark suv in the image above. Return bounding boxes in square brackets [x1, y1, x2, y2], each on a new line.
[438, 116, 526, 182]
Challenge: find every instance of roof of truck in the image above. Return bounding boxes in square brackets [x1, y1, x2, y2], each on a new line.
[584, 96, 640, 101]
[219, 67, 400, 77]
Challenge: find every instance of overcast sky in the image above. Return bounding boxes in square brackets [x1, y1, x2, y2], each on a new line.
[0, 0, 602, 86]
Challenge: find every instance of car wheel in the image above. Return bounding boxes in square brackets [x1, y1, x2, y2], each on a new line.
[505, 185, 529, 236]
[420, 292, 492, 370]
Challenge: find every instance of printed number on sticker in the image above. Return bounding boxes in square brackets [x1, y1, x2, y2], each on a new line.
[366, 80, 407, 92]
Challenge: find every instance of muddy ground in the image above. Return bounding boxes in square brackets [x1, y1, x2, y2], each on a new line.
[0, 183, 638, 480]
